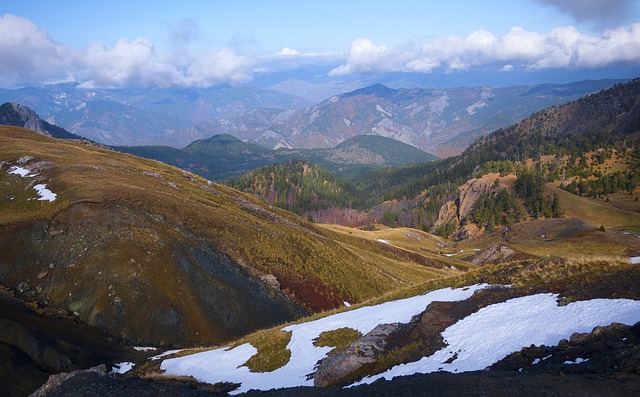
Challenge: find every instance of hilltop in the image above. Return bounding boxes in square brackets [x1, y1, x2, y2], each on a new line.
[117, 134, 436, 181]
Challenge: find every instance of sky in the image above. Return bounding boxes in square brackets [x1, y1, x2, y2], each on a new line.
[1, 0, 640, 89]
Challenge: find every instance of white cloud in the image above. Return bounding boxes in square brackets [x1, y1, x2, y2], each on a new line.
[329, 38, 406, 76]
[277, 47, 300, 56]
[1, 13, 639, 88]
[0, 14, 70, 86]
[185, 48, 254, 87]
[332, 24, 640, 76]
[0, 13, 256, 88]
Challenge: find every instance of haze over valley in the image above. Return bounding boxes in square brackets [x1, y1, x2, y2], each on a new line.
[1, 1, 640, 396]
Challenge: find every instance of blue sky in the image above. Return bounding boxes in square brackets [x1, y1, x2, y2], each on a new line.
[1, 0, 639, 89]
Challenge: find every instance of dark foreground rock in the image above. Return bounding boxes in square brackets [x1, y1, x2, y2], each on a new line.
[28, 319, 640, 397]
[29, 370, 640, 397]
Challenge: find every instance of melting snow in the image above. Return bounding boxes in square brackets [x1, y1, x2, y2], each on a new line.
[7, 166, 57, 201]
[134, 346, 157, 352]
[353, 294, 640, 386]
[160, 287, 640, 394]
[161, 284, 489, 394]
[33, 184, 56, 201]
[377, 239, 390, 244]
[631, 257, 640, 264]
[564, 358, 588, 365]
[9, 166, 37, 178]
[111, 362, 135, 374]
[150, 349, 183, 361]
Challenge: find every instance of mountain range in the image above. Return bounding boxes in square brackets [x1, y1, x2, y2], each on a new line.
[1, 78, 639, 396]
[0, 79, 626, 155]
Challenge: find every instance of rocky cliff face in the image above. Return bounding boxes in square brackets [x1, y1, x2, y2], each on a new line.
[433, 174, 505, 238]
[0, 102, 84, 140]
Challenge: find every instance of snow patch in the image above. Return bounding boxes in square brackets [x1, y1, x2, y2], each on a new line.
[111, 362, 135, 374]
[33, 184, 56, 201]
[9, 166, 37, 178]
[353, 294, 640, 386]
[630, 256, 640, 264]
[161, 284, 489, 394]
[343, 301, 351, 307]
[134, 346, 158, 352]
[564, 358, 588, 365]
[377, 239, 390, 244]
[7, 166, 57, 201]
[150, 349, 183, 360]
[532, 355, 552, 365]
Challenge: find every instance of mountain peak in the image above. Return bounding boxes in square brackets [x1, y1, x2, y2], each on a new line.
[0, 102, 84, 140]
[341, 83, 397, 99]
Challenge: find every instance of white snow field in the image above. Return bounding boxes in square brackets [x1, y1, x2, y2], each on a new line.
[161, 286, 640, 394]
[7, 165, 57, 201]
[353, 294, 640, 386]
[161, 284, 488, 394]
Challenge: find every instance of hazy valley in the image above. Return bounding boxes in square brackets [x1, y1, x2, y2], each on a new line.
[1, 78, 639, 396]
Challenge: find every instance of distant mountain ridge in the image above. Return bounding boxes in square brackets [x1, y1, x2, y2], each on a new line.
[190, 79, 627, 157]
[0, 79, 627, 152]
[0, 84, 309, 147]
[0, 102, 84, 140]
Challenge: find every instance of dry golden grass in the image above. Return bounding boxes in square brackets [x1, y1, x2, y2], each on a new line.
[240, 329, 292, 372]
[545, 185, 640, 227]
[0, 126, 464, 324]
[313, 327, 362, 356]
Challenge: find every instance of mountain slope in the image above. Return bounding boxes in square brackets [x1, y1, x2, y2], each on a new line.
[0, 126, 458, 348]
[193, 79, 625, 156]
[0, 102, 85, 140]
[229, 160, 354, 214]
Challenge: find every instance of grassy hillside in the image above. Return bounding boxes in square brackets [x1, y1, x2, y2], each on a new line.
[0, 126, 458, 348]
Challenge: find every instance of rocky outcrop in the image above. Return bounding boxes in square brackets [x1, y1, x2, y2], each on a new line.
[314, 323, 401, 387]
[452, 223, 483, 241]
[434, 175, 503, 239]
[457, 176, 500, 219]
[0, 102, 83, 140]
[468, 244, 535, 265]
[30, 365, 107, 397]
[313, 286, 521, 388]
[433, 200, 458, 229]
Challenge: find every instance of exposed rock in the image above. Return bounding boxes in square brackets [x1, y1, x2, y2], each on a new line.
[29, 365, 107, 397]
[468, 244, 519, 265]
[260, 274, 281, 290]
[314, 286, 521, 388]
[452, 223, 482, 241]
[457, 176, 500, 218]
[314, 323, 401, 387]
[433, 200, 458, 229]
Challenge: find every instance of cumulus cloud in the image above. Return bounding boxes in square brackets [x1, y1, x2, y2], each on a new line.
[0, 13, 256, 88]
[0, 14, 71, 86]
[533, 0, 635, 27]
[328, 38, 407, 76]
[331, 24, 640, 76]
